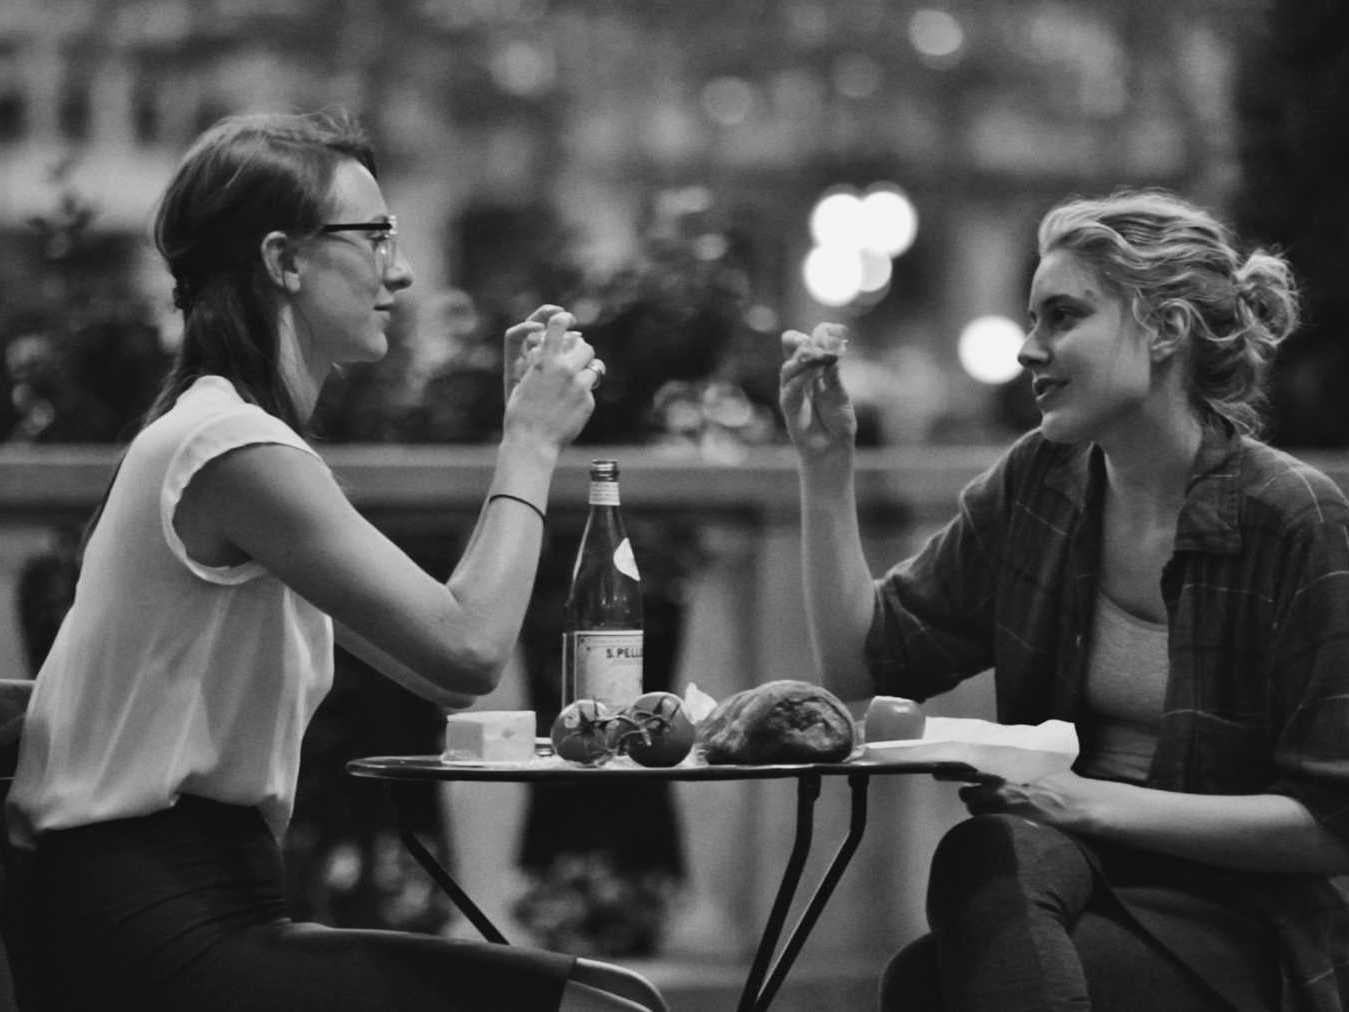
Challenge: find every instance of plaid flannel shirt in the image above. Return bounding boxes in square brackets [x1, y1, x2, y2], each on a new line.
[866, 423, 1349, 1011]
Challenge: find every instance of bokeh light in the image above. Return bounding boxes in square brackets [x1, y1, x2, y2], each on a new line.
[909, 9, 965, 65]
[808, 189, 865, 248]
[701, 76, 756, 126]
[692, 233, 728, 261]
[744, 304, 779, 333]
[957, 315, 1025, 384]
[857, 249, 893, 293]
[802, 245, 864, 307]
[803, 183, 917, 307]
[833, 52, 883, 99]
[859, 185, 918, 257]
[489, 39, 555, 96]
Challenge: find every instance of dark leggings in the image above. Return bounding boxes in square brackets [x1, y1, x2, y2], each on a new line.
[879, 815, 1280, 1012]
[18, 796, 574, 1012]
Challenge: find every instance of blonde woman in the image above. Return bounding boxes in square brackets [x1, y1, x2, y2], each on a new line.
[782, 190, 1349, 1011]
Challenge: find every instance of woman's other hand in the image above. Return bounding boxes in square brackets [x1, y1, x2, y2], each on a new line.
[956, 771, 1099, 834]
[953, 770, 1349, 873]
[780, 323, 857, 458]
[502, 308, 598, 453]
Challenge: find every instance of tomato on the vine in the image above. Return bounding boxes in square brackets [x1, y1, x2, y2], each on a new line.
[550, 699, 618, 766]
[616, 691, 695, 767]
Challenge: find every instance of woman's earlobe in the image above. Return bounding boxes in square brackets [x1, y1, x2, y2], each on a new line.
[1150, 308, 1188, 362]
[260, 231, 300, 293]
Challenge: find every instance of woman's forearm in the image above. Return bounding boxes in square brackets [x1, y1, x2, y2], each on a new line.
[335, 622, 478, 710]
[439, 436, 559, 684]
[456, 434, 556, 562]
[1079, 778, 1349, 874]
[798, 452, 876, 702]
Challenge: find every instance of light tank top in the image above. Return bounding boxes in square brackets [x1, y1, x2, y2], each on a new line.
[1076, 590, 1168, 784]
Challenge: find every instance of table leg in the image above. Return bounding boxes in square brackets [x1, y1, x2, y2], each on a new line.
[753, 773, 871, 1010]
[736, 773, 821, 1012]
[388, 784, 510, 945]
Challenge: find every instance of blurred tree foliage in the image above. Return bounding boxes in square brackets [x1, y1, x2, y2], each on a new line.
[1233, 0, 1349, 447]
[315, 192, 783, 450]
[426, 194, 781, 447]
[4, 164, 170, 671]
[0, 160, 169, 445]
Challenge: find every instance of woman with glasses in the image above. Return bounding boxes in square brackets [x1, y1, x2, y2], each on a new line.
[5, 111, 662, 1012]
[781, 189, 1349, 1011]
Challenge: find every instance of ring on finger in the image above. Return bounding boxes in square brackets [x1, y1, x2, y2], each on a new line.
[584, 358, 606, 388]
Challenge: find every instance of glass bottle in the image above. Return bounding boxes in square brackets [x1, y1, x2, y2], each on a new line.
[561, 459, 643, 709]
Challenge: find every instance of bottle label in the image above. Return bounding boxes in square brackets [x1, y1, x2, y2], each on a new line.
[588, 481, 620, 507]
[571, 630, 643, 709]
[613, 538, 639, 581]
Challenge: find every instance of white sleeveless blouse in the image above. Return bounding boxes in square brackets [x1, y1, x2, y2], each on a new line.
[7, 376, 334, 846]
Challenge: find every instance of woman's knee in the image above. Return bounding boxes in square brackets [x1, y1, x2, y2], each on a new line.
[927, 815, 1094, 927]
[930, 814, 1088, 884]
[879, 934, 942, 1011]
[931, 815, 1045, 873]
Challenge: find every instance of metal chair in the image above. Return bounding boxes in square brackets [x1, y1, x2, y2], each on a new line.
[0, 680, 34, 1012]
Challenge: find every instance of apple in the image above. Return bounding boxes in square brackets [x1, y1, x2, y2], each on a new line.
[863, 695, 926, 742]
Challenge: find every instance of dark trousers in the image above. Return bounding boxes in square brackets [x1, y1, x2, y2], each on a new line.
[880, 814, 1280, 1012]
[20, 796, 574, 1012]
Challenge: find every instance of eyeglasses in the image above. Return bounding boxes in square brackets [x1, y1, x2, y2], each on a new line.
[316, 216, 399, 273]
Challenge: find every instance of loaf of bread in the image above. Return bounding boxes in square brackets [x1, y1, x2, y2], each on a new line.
[696, 680, 857, 764]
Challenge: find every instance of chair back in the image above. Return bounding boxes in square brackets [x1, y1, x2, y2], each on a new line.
[0, 680, 34, 1012]
[0, 679, 31, 781]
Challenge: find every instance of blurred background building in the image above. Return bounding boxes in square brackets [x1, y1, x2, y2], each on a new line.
[0, 0, 1293, 449]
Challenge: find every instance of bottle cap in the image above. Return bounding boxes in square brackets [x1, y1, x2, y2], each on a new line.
[590, 459, 619, 480]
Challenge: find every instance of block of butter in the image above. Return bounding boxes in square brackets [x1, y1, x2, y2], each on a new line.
[443, 711, 537, 763]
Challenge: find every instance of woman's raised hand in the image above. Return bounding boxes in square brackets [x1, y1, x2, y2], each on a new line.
[503, 304, 557, 403]
[502, 306, 600, 452]
[779, 323, 857, 457]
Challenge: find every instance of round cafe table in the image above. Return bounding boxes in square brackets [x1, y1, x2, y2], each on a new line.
[347, 750, 988, 1012]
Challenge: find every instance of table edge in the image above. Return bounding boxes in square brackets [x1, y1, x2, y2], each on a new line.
[345, 754, 981, 782]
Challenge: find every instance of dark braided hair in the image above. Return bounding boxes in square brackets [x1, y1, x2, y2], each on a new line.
[149, 109, 376, 433]
[81, 111, 376, 552]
